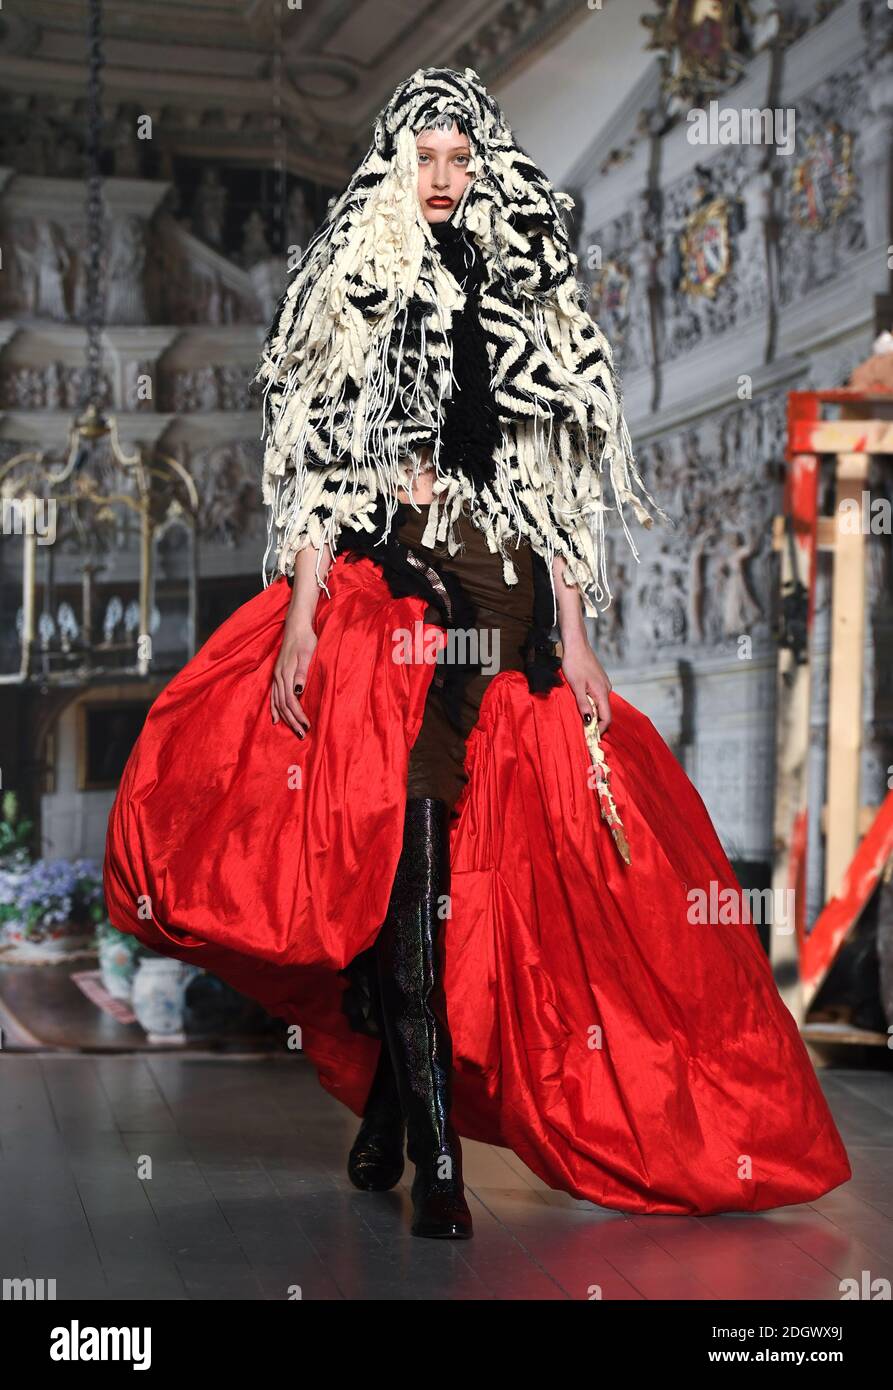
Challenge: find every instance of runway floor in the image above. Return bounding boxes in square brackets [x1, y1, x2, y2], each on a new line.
[2, 1053, 891, 1301]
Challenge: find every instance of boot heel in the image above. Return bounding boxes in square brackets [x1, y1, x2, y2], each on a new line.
[347, 1039, 405, 1191]
[345, 944, 405, 1191]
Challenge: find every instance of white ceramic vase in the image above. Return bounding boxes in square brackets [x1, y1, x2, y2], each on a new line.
[131, 957, 201, 1043]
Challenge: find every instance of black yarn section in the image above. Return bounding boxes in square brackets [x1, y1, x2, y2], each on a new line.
[523, 552, 564, 693]
[428, 216, 503, 493]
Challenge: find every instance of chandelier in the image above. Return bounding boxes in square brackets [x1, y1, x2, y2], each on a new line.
[0, 0, 199, 685]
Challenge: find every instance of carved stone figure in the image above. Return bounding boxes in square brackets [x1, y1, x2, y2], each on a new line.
[718, 525, 763, 637]
[286, 185, 315, 261]
[192, 169, 227, 248]
[16, 224, 71, 319]
[241, 210, 270, 267]
[105, 216, 147, 324]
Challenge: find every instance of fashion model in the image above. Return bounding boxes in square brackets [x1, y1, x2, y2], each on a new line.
[104, 67, 851, 1240]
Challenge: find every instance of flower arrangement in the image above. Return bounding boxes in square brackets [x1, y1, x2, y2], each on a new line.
[2, 856, 106, 945]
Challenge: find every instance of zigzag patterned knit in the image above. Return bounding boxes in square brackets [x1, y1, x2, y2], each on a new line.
[256, 65, 670, 620]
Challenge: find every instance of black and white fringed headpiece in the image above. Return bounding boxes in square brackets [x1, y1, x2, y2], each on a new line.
[257, 66, 670, 620]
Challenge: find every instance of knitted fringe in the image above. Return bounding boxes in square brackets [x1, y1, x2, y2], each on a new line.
[256, 67, 672, 624]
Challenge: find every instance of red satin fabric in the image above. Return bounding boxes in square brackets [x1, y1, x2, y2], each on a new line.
[103, 554, 852, 1215]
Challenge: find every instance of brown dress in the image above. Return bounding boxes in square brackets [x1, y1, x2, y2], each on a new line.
[395, 500, 536, 813]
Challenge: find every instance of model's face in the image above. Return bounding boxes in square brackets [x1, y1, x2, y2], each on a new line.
[416, 122, 473, 223]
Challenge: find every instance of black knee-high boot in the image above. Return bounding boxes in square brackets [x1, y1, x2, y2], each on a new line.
[375, 796, 473, 1239]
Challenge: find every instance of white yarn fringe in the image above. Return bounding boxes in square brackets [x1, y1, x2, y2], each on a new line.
[256, 123, 670, 626]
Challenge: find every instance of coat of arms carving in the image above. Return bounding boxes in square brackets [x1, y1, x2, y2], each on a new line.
[790, 123, 854, 231]
[642, 0, 764, 107]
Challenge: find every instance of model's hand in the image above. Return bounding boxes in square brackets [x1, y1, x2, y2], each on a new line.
[271, 625, 317, 738]
[560, 635, 613, 735]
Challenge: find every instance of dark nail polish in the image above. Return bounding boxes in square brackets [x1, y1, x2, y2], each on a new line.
[583, 712, 592, 724]
[295, 683, 303, 694]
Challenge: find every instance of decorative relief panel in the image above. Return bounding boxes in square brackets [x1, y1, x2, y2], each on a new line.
[777, 76, 867, 306]
[658, 152, 766, 362]
[0, 213, 149, 325]
[168, 440, 264, 550]
[582, 198, 656, 378]
[159, 368, 255, 414]
[0, 363, 111, 410]
[595, 391, 788, 663]
[148, 219, 262, 326]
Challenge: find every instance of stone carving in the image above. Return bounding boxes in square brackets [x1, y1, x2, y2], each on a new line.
[10, 222, 72, 320]
[0, 109, 82, 178]
[148, 216, 262, 324]
[626, 192, 660, 374]
[170, 440, 263, 547]
[659, 153, 763, 361]
[0, 363, 111, 410]
[579, 203, 658, 377]
[717, 524, 764, 635]
[676, 195, 733, 299]
[241, 210, 270, 267]
[595, 392, 787, 661]
[169, 366, 219, 412]
[160, 366, 253, 413]
[639, 1, 843, 121]
[641, 0, 779, 109]
[191, 169, 227, 248]
[103, 215, 147, 323]
[0, 215, 150, 325]
[778, 78, 868, 306]
[105, 216, 148, 324]
[2, 355, 197, 416]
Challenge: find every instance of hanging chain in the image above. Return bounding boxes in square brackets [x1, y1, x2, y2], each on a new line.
[82, 0, 105, 415]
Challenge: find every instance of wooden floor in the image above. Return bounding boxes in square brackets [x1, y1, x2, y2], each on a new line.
[1, 1054, 891, 1301]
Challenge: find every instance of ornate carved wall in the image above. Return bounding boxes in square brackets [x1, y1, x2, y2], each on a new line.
[571, 0, 893, 877]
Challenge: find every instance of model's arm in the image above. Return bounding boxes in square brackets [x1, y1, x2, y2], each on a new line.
[551, 555, 613, 734]
[270, 543, 333, 738]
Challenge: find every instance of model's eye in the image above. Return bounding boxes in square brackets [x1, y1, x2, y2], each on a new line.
[417, 152, 470, 166]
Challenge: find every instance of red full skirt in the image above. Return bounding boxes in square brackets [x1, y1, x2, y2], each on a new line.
[103, 553, 852, 1215]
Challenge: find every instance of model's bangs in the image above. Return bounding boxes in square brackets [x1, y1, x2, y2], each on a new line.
[410, 109, 474, 147]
